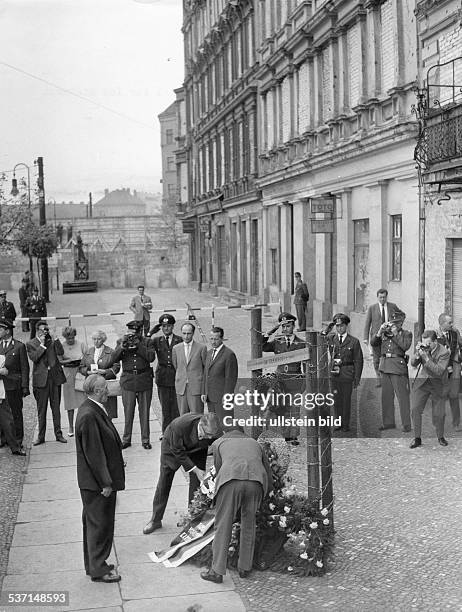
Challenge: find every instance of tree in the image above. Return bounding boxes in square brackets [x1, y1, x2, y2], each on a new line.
[15, 220, 58, 290]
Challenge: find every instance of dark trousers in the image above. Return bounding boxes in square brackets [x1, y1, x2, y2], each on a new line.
[20, 307, 30, 332]
[6, 389, 24, 445]
[121, 387, 152, 444]
[443, 364, 461, 426]
[142, 318, 150, 337]
[151, 449, 207, 522]
[381, 373, 411, 428]
[212, 480, 263, 575]
[157, 385, 179, 432]
[295, 303, 307, 331]
[371, 344, 381, 375]
[0, 400, 20, 452]
[80, 489, 117, 578]
[412, 381, 445, 439]
[207, 399, 233, 431]
[33, 376, 62, 441]
[332, 379, 353, 429]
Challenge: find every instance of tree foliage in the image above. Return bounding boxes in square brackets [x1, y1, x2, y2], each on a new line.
[16, 220, 58, 259]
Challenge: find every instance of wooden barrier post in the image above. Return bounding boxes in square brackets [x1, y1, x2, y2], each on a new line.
[318, 332, 334, 526]
[250, 308, 263, 439]
[305, 330, 320, 504]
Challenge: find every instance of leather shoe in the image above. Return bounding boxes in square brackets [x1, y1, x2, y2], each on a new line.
[143, 520, 162, 534]
[33, 439, 45, 446]
[410, 438, 422, 449]
[91, 570, 121, 583]
[238, 569, 251, 578]
[200, 568, 223, 584]
[12, 449, 26, 456]
[379, 424, 396, 431]
[438, 437, 448, 447]
[56, 436, 67, 443]
[122, 442, 131, 449]
[142, 442, 152, 450]
[290, 439, 300, 446]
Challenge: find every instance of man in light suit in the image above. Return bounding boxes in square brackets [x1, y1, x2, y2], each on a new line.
[201, 426, 273, 583]
[129, 285, 152, 337]
[363, 289, 398, 386]
[201, 326, 238, 428]
[410, 329, 450, 448]
[172, 322, 207, 415]
[75, 375, 125, 583]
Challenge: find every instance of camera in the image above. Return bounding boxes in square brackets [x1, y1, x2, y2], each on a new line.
[122, 332, 139, 350]
[382, 323, 394, 337]
[321, 322, 335, 337]
[331, 358, 342, 376]
[417, 342, 430, 352]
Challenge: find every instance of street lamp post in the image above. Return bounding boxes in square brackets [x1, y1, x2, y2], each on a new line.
[10, 162, 34, 288]
[36, 157, 50, 302]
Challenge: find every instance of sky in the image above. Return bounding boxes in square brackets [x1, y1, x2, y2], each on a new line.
[0, 0, 184, 203]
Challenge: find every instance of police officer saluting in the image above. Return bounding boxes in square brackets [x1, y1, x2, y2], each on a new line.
[327, 313, 363, 433]
[109, 320, 156, 449]
[371, 309, 412, 432]
[147, 314, 182, 437]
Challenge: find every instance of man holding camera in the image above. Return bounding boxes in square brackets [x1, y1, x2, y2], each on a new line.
[409, 330, 450, 448]
[26, 321, 67, 445]
[437, 313, 462, 430]
[370, 309, 412, 432]
[109, 320, 156, 449]
[327, 313, 363, 433]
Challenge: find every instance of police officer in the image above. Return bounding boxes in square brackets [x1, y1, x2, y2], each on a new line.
[262, 312, 305, 445]
[327, 313, 363, 432]
[0, 290, 16, 322]
[147, 314, 182, 437]
[437, 313, 462, 429]
[109, 320, 156, 449]
[25, 287, 47, 339]
[370, 309, 412, 432]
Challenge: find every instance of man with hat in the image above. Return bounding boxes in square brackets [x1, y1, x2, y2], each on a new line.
[262, 312, 305, 445]
[370, 309, 412, 432]
[0, 290, 16, 323]
[25, 287, 47, 339]
[0, 318, 29, 449]
[109, 320, 156, 449]
[147, 314, 182, 435]
[327, 313, 363, 432]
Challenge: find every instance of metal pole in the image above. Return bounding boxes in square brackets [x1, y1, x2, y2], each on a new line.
[318, 332, 334, 526]
[305, 330, 320, 503]
[417, 170, 425, 340]
[250, 308, 263, 440]
[37, 157, 50, 302]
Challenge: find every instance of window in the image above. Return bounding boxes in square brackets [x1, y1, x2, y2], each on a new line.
[166, 129, 174, 144]
[353, 219, 370, 312]
[167, 157, 175, 172]
[270, 248, 278, 285]
[391, 215, 402, 281]
[167, 183, 176, 198]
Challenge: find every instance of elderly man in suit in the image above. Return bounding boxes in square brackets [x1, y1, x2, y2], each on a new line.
[172, 322, 207, 415]
[410, 330, 450, 448]
[363, 289, 398, 386]
[0, 318, 30, 448]
[143, 412, 221, 534]
[328, 313, 364, 433]
[129, 285, 152, 337]
[26, 320, 67, 445]
[75, 374, 125, 583]
[201, 426, 273, 583]
[201, 326, 238, 428]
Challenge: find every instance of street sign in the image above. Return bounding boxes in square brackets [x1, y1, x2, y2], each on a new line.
[247, 347, 310, 371]
[310, 198, 334, 214]
[311, 218, 334, 233]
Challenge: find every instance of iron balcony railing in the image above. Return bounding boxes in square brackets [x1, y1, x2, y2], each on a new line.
[426, 109, 462, 166]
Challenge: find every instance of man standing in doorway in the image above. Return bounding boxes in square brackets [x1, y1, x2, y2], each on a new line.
[363, 289, 398, 386]
[293, 272, 309, 332]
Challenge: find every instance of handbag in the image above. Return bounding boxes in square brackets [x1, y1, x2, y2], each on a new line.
[74, 372, 85, 392]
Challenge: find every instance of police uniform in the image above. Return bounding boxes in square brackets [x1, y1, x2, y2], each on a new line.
[149, 315, 182, 432]
[437, 327, 462, 428]
[109, 321, 156, 448]
[328, 314, 363, 432]
[0, 292, 17, 323]
[25, 292, 47, 339]
[370, 310, 412, 431]
[262, 312, 305, 441]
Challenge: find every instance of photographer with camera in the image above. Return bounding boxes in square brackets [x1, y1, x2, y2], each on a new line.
[370, 309, 412, 433]
[437, 313, 462, 430]
[327, 313, 363, 433]
[409, 330, 450, 448]
[109, 320, 156, 450]
[26, 320, 67, 445]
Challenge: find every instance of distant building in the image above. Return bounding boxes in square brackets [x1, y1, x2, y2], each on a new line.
[158, 102, 179, 210]
[93, 188, 147, 217]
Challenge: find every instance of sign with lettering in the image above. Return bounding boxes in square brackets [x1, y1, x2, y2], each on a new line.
[310, 198, 335, 214]
[247, 347, 311, 371]
[311, 219, 334, 233]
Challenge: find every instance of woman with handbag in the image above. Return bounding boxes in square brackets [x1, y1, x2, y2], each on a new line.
[78, 330, 120, 419]
[59, 326, 87, 437]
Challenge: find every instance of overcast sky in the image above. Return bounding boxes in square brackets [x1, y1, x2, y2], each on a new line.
[0, 0, 184, 203]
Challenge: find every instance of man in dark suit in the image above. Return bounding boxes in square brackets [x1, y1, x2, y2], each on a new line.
[26, 320, 67, 445]
[201, 326, 238, 428]
[201, 427, 273, 584]
[410, 330, 450, 448]
[262, 312, 306, 444]
[75, 374, 125, 583]
[0, 290, 16, 322]
[109, 320, 156, 450]
[148, 314, 182, 435]
[363, 289, 398, 386]
[371, 309, 412, 432]
[328, 313, 364, 433]
[25, 287, 47, 339]
[172, 322, 207, 415]
[18, 280, 30, 332]
[437, 313, 462, 429]
[293, 272, 309, 331]
[142, 412, 221, 534]
[0, 318, 30, 448]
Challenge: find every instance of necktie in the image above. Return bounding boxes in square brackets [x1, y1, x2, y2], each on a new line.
[286, 337, 290, 348]
[381, 306, 385, 324]
[339, 335, 343, 344]
[211, 349, 216, 361]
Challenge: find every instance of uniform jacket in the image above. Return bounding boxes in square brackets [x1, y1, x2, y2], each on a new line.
[110, 338, 155, 392]
[370, 328, 412, 376]
[79, 345, 120, 380]
[212, 430, 273, 498]
[172, 340, 207, 395]
[25, 295, 47, 319]
[262, 334, 306, 375]
[26, 337, 66, 388]
[363, 301, 398, 341]
[293, 280, 309, 304]
[0, 338, 29, 392]
[129, 294, 152, 321]
[0, 301, 17, 321]
[328, 333, 364, 384]
[161, 413, 214, 472]
[75, 398, 125, 491]
[19, 287, 29, 309]
[411, 343, 450, 393]
[437, 328, 462, 367]
[202, 344, 238, 402]
[151, 333, 182, 387]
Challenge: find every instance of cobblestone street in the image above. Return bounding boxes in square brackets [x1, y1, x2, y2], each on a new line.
[1, 287, 461, 611]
